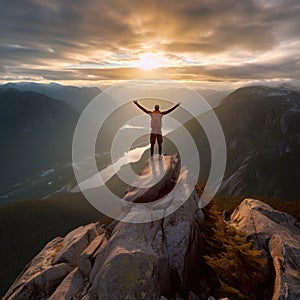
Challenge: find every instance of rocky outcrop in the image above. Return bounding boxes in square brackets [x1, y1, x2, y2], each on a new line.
[3, 223, 105, 300]
[230, 198, 300, 300]
[4, 155, 204, 300]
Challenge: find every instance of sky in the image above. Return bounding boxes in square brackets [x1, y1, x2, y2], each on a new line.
[1, 0, 300, 88]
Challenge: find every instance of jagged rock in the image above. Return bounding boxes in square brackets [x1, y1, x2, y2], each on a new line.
[48, 267, 86, 300]
[3, 236, 73, 300]
[230, 198, 300, 300]
[78, 233, 106, 277]
[4, 262, 74, 300]
[87, 155, 204, 299]
[3, 155, 204, 300]
[123, 155, 179, 204]
[53, 223, 103, 266]
[3, 223, 105, 300]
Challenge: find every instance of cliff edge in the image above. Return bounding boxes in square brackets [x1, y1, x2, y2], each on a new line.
[3, 155, 204, 300]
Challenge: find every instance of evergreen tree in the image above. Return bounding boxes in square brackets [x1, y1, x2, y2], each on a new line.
[197, 188, 273, 299]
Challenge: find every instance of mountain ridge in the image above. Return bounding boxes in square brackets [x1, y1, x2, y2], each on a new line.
[0, 82, 101, 112]
[171, 85, 300, 200]
[216, 85, 300, 199]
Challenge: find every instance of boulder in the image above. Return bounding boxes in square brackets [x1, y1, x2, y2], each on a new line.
[230, 198, 300, 300]
[3, 224, 105, 300]
[53, 223, 103, 266]
[48, 267, 86, 300]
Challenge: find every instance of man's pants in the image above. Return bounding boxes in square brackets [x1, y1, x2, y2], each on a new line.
[150, 133, 163, 156]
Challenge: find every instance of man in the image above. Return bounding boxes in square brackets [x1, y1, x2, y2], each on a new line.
[133, 100, 180, 160]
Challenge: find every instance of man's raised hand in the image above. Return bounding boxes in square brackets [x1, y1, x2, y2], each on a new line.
[133, 100, 138, 105]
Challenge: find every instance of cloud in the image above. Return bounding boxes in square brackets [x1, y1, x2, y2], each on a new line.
[164, 23, 275, 54]
[0, 65, 6, 74]
[0, 0, 299, 85]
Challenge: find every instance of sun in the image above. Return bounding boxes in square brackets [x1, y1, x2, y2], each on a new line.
[134, 53, 164, 70]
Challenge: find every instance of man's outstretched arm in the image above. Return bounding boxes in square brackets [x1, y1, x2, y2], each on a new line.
[162, 102, 181, 115]
[133, 100, 151, 114]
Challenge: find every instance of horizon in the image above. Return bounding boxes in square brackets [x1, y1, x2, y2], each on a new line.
[0, 80, 298, 93]
[1, 1, 300, 88]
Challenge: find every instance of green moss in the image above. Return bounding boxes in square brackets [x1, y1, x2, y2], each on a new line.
[117, 255, 153, 291]
[138, 278, 146, 285]
[145, 270, 152, 278]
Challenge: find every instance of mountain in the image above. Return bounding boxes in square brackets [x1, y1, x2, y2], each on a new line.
[0, 82, 101, 112]
[216, 85, 300, 199]
[169, 85, 300, 200]
[0, 88, 79, 204]
[196, 88, 231, 108]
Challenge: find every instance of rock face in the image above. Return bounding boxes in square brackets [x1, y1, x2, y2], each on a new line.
[230, 198, 300, 300]
[217, 86, 300, 200]
[3, 223, 105, 300]
[174, 86, 300, 202]
[4, 155, 204, 300]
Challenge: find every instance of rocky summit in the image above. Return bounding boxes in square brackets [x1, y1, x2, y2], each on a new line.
[3, 155, 204, 300]
[3, 155, 300, 300]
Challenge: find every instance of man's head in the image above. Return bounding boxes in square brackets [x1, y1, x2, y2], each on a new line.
[154, 104, 160, 110]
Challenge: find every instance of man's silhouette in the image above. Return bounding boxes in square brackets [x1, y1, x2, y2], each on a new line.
[133, 100, 180, 160]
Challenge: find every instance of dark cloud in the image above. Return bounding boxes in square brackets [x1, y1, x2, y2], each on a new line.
[0, 0, 299, 84]
[0, 0, 137, 61]
[165, 55, 300, 81]
[164, 23, 275, 53]
[0, 64, 6, 73]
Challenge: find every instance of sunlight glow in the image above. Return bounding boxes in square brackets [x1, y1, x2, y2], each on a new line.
[134, 53, 165, 70]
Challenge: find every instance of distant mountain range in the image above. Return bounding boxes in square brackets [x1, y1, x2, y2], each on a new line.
[1, 83, 300, 204]
[0, 82, 100, 112]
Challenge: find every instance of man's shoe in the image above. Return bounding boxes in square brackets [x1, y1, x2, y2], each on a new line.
[158, 155, 163, 160]
[150, 156, 154, 160]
